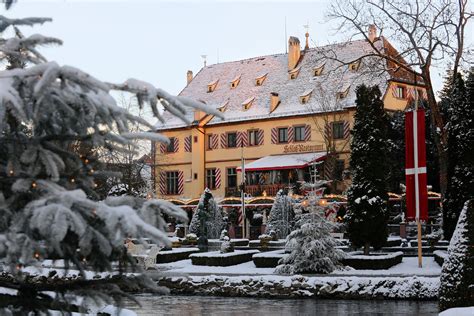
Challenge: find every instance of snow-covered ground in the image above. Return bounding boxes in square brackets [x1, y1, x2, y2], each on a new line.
[439, 307, 474, 316]
[154, 256, 440, 277]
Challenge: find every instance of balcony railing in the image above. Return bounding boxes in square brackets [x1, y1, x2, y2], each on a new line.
[225, 184, 287, 197]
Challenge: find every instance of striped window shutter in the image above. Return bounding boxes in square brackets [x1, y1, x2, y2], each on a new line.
[271, 127, 278, 144]
[324, 158, 334, 180]
[304, 125, 311, 141]
[215, 168, 221, 189]
[343, 121, 351, 139]
[178, 171, 184, 195]
[174, 137, 179, 152]
[391, 85, 398, 97]
[220, 133, 227, 149]
[288, 126, 294, 143]
[184, 136, 192, 152]
[211, 134, 219, 149]
[324, 123, 332, 141]
[159, 171, 167, 195]
[160, 143, 166, 153]
[238, 131, 248, 147]
[258, 129, 264, 145]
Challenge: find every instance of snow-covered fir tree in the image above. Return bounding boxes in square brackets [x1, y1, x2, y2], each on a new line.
[275, 186, 345, 275]
[439, 200, 473, 311]
[346, 85, 389, 255]
[188, 188, 224, 239]
[0, 13, 222, 314]
[443, 70, 474, 240]
[265, 190, 294, 239]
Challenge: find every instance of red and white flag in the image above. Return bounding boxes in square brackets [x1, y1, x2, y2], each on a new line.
[405, 109, 428, 221]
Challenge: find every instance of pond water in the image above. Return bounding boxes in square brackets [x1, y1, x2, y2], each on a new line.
[123, 295, 439, 316]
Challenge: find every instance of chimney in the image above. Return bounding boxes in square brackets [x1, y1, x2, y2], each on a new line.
[368, 24, 377, 43]
[270, 92, 280, 113]
[305, 31, 309, 50]
[288, 36, 301, 70]
[187, 70, 193, 85]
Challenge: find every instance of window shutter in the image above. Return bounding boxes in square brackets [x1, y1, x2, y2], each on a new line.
[288, 126, 294, 143]
[391, 85, 398, 98]
[220, 133, 227, 149]
[160, 143, 166, 153]
[258, 129, 264, 145]
[271, 128, 278, 144]
[215, 168, 221, 189]
[184, 136, 192, 152]
[324, 123, 332, 142]
[178, 171, 184, 195]
[304, 125, 311, 141]
[324, 158, 334, 180]
[159, 171, 166, 195]
[212, 134, 219, 149]
[238, 131, 248, 147]
[174, 137, 179, 152]
[343, 121, 350, 139]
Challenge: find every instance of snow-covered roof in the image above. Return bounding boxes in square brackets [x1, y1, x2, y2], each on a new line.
[237, 152, 327, 172]
[155, 38, 398, 131]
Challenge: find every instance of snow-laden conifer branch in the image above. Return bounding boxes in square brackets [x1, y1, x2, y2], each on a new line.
[0, 16, 52, 32]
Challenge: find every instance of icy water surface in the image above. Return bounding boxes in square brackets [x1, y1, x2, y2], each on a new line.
[124, 294, 439, 315]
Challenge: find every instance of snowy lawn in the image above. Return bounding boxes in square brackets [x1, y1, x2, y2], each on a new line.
[439, 307, 474, 316]
[153, 256, 440, 277]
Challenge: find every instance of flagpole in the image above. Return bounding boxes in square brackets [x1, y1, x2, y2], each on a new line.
[241, 145, 246, 239]
[413, 79, 423, 268]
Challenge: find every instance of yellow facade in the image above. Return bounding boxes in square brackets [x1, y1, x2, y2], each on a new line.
[154, 80, 424, 201]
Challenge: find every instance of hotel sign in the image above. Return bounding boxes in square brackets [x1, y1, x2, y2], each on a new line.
[283, 144, 323, 154]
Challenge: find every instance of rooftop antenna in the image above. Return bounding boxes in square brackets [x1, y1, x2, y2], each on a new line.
[284, 16, 288, 53]
[201, 55, 207, 67]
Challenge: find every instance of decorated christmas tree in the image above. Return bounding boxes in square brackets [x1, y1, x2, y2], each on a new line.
[275, 182, 344, 275]
[0, 12, 221, 314]
[346, 85, 389, 255]
[188, 188, 224, 239]
[265, 190, 294, 239]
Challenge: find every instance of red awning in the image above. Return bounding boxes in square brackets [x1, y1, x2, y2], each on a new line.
[237, 152, 326, 172]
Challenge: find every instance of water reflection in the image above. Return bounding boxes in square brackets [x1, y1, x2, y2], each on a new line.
[123, 295, 439, 316]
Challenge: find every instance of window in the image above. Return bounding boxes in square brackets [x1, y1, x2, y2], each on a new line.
[349, 60, 361, 71]
[166, 171, 179, 195]
[313, 64, 325, 76]
[227, 168, 237, 189]
[255, 73, 267, 86]
[334, 160, 345, 180]
[294, 126, 305, 142]
[332, 122, 344, 140]
[278, 128, 288, 143]
[394, 85, 405, 99]
[248, 130, 258, 146]
[242, 97, 255, 110]
[207, 79, 218, 93]
[207, 134, 213, 150]
[206, 169, 217, 190]
[167, 137, 175, 152]
[227, 132, 237, 148]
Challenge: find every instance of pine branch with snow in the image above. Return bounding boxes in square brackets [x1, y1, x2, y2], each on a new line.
[0, 13, 220, 314]
[265, 190, 294, 239]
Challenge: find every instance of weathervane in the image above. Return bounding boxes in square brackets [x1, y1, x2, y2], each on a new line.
[304, 22, 310, 50]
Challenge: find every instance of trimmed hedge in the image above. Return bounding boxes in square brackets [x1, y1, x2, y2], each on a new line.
[252, 250, 286, 268]
[190, 250, 259, 266]
[433, 250, 447, 267]
[156, 248, 199, 264]
[342, 252, 403, 270]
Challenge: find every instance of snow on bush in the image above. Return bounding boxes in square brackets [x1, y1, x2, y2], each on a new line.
[265, 190, 294, 239]
[439, 200, 474, 311]
[188, 189, 224, 239]
[275, 212, 345, 275]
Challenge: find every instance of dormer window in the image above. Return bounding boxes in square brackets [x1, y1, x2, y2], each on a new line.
[313, 63, 325, 76]
[218, 100, 229, 112]
[255, 73, 267, 86]
[299, 88, 313, 104]
[242, 96, 255, 110]
[288, 65, 301, 79]
[337, 86, 350, 100]
[349, 60, 361, 72]
[230, 75, 241, 89]
[207, 79, 219, 93]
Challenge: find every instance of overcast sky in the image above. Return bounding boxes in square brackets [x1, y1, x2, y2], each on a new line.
[2, 0, 467, 96]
